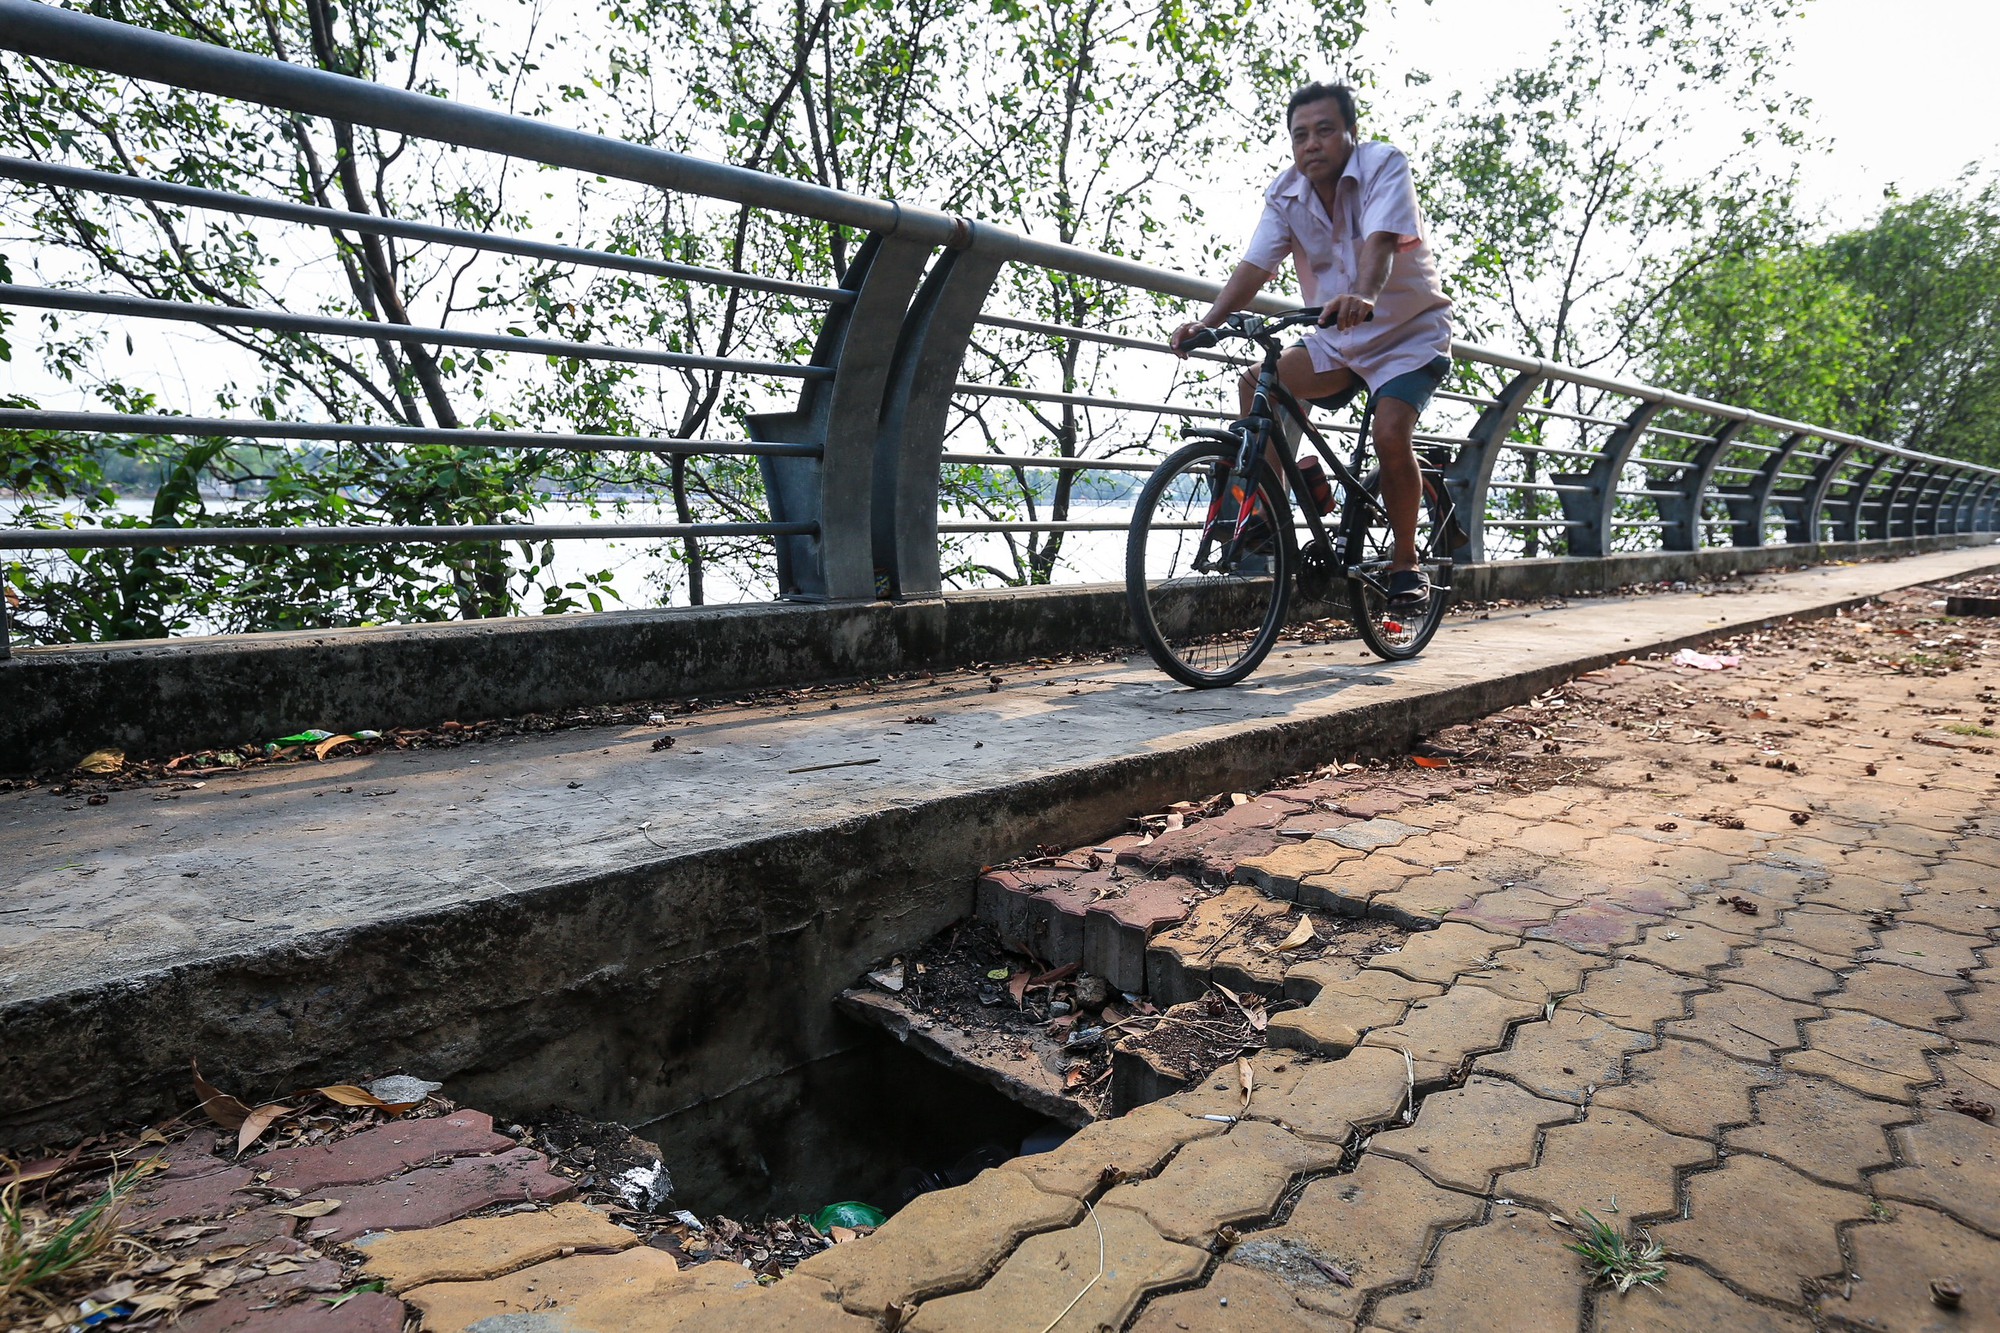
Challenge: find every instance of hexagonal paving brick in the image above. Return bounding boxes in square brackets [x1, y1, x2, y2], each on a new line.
[1651, 1155, 1868, 1304]
[1267, 974, 1439, 1057]
[1494, 1107, 1710, 1221]
[1757, 904, 1881, 965]
[1555, 960, 1705, 1034]
[1368, 870, 1507, 930]
[1474, 1009, 1653, 1104]
[180, 1292, 407, 1333]
[1595, 1261, 1813, 1333]
[1874, 1110, 2000, 1236]
[1901, 887, 2000, 937]
[1826, 961, 1971, 1032]
[792, 1168, 1082, 1317]
[1366, 923, 1514, 987]
[256, 1111, 514, 1194]
[354, 1200, 637, 1291]
[1237, 1046, 1421, 1142]
[1446, 882, 1578, 936]
[313, 1148, 576, 1244]
[1225, 1155, 1482, 1324]
[1085, 875, 1199, 994]
[1237, 842, 1367, 901]
[1145, 886, 1293, 1005]
[1782, 1009, 1951, 1101]
[1595, 1037, 1780, 1139]
[1369, 1076, 1573, 1194]
[1663, 982, 1819, 1063]
[1532, 902, 1658, 952]
[905, 1203, 1207, 1333]
[999, 1103, 1226, 1201]
[403, 1246, 677, 1333]
[1129, 1261, 1347, 1332]
[1723, 1074, 1906, 1188]
[127, 1165, 259, 1229]
[1461, 938, 1601, 1007]
[1164, 1049, 1309, 1122]
[1837, 1202, 2000, 1333]
[1104, 1121, 1341, 1245]
[1863, 921, 1989, 979]
[1360, 983, 1543, 1082]
[557, 1265, 866, 1332]
[1725, 943, 1843, 1005]
[1620, 919, 1743, 977]
[1370, 1208, 1586, 1333]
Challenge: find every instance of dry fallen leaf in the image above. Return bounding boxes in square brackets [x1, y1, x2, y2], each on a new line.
[314, 734, 356, 761]
[192, 1059, 252, 1132]
[829, 1226, 859, 1244]
[317, 1084, 394, 1110]
[1235, 1056, 1254, 1112]
[1275, 916, 1318, 951]
[237, 1103, 295, 1155]
[274, 1199, 343, 1219]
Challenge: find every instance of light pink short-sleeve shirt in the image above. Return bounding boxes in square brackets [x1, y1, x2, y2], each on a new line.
[1240, 140, 1453, 391]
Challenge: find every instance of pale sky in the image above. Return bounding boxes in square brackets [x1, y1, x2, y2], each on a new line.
[1367, 0, 1997, 230]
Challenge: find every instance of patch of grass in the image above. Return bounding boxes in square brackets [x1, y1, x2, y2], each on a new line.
[0, 1169, 141, 1322]
[1566, 1209, 1668, 1294]
[1947, 722, 1996, 737]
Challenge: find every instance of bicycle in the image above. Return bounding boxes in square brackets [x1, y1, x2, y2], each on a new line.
[1124, 308, 1463, 688]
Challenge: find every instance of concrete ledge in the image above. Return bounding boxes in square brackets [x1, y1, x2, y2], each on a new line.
[3, 535, 1990, 772]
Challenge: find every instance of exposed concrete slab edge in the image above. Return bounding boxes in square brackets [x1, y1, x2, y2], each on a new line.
[1, 553, 1989, 1146]
[4, 536, 1988, 773]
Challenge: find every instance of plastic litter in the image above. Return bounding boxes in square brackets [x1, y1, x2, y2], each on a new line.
[809, 1201, 886, 1232]
[272, 729, 336, 746]
[615, 1161, 675, 1212]
[1671, 648, 1740, 670]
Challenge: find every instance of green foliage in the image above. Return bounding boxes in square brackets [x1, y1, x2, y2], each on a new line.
[1640, 246, 1875, 427]
[1824, 176, 2000, 465]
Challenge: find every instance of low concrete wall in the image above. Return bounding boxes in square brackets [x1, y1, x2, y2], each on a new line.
[4, 534, 1990, 772]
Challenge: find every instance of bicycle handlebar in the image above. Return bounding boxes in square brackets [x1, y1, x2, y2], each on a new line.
[1173, 306, 1371, 353]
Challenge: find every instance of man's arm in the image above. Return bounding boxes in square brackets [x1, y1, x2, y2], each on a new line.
[1321, 231, 1398, 330]
[1171, 261, 1272, 356]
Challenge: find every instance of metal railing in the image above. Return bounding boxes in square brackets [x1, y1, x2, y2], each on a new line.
[2, 0, 1996, 660]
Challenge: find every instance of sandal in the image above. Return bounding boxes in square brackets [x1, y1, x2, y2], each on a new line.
[1387, 568, 1430, 609]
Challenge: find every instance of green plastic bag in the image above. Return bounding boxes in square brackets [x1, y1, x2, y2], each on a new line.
[808, 1201, 886, 1232]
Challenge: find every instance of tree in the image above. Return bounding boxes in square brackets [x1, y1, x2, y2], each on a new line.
[1824, 176, 2000, 465]
[0, 0, 620, 641]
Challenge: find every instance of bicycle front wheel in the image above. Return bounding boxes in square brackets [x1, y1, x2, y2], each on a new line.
[1125, 437, 1294, 688]
[1338, 471, 1453, 661]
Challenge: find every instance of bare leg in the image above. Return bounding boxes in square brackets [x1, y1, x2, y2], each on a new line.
[1371, 396, 1422, 570]
[1238, 350, 1358, 477]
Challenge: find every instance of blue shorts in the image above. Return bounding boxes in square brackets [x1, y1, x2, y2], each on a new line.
[1304, 354, 1452, 418]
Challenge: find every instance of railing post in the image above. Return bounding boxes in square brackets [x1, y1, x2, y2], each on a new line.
[1443, 369, 1543, 563]
[1835, 453, 1893, 542]
[0, 581, 11, 660]
[1658, 419, 1746, 551]
[872, 224, 1009, 599]
[1975, 476, 2000, 533]
[1724, 430, 1809, 547]
[1792, 440, 1853, 546]
[1551, 400, 1663, 558]
[1922, 467, 1965, 536]
[751, 231, 935, 601]
[1882, 458, 1932, 540]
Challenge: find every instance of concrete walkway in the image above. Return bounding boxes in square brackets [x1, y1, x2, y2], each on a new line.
[63, 560, 2000, 1331]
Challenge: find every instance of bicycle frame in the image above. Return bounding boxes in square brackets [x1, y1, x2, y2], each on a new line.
[1192, 327, 1448, 604]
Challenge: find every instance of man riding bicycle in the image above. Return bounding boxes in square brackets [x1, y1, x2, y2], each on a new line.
[1172, 80, 1452, 609]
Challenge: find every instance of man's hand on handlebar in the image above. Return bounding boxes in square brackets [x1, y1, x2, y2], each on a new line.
[1170, 321, 1217, 357]
[1318, 294, 1376, 331]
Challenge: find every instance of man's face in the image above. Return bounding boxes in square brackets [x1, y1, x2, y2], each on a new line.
[1289, 97, 1353, 184]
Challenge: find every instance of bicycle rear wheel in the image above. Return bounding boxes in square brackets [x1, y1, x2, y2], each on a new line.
[1338, 470, 1453, 661]
[1126, 437, 1294, 688]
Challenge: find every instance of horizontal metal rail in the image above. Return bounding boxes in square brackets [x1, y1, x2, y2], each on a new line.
[0, 156, 845, 302]
[941, 452, 1156, 473]
[0, 521, 814, 550]
[0, 284, 824, 380]
[0, 409, 821, 457]
[953, 382, 1233, 419]
[973, 313, 1247, 367]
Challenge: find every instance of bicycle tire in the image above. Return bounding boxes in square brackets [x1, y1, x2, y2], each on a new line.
[1126, 436, 1294, 688]
[1338, 469, 1453, 661]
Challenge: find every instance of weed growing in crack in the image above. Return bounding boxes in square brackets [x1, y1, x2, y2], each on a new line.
[1566, 1209, 1667, 1294]
[0, 1169, 142, 1320]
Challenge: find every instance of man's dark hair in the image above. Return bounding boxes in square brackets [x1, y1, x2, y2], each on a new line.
[1286, 81, 1357, 132]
